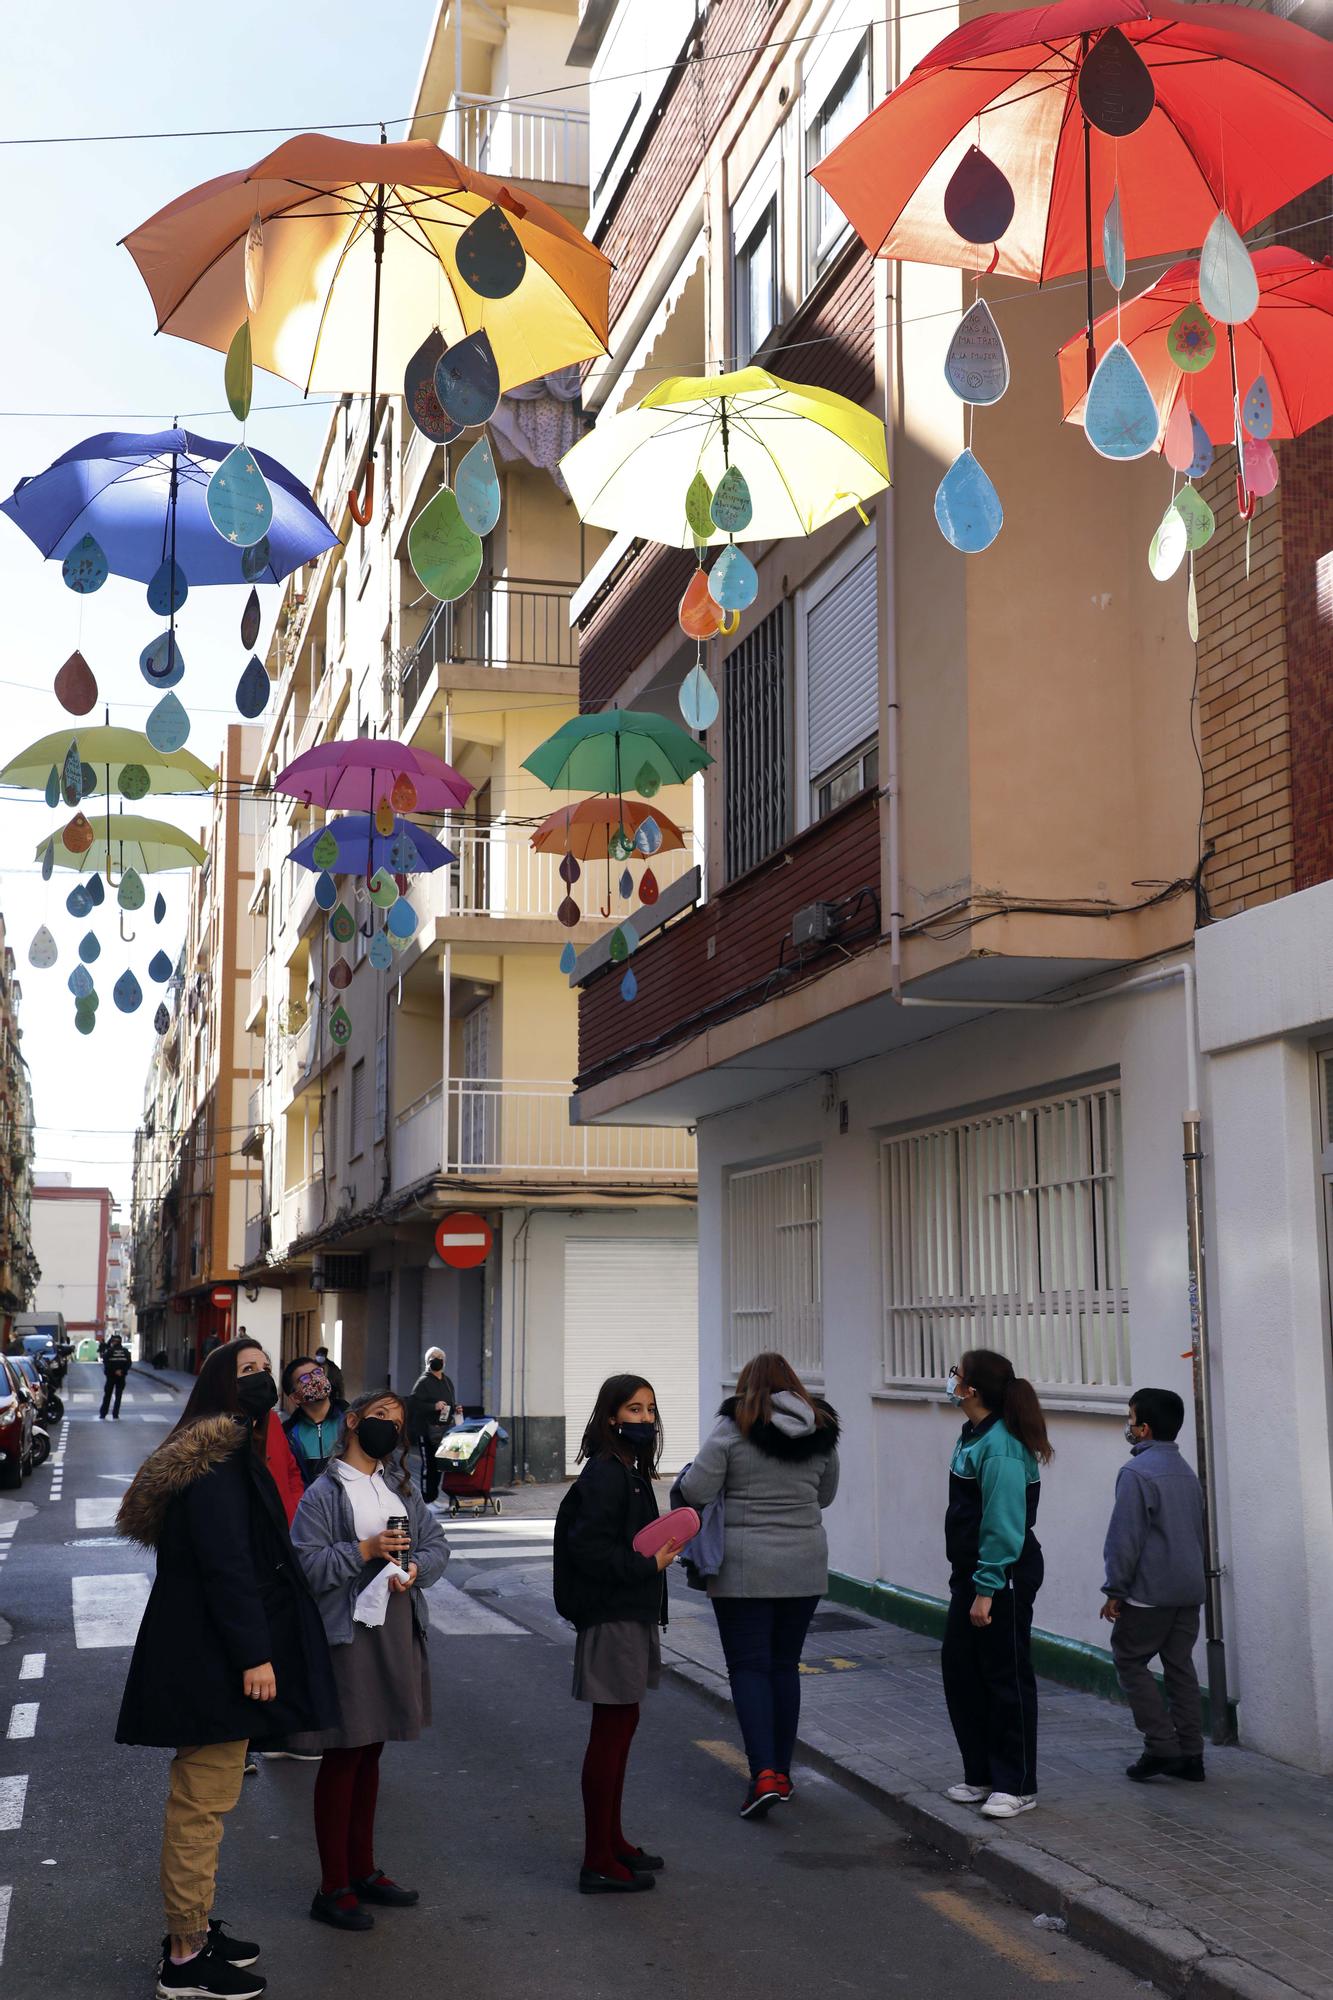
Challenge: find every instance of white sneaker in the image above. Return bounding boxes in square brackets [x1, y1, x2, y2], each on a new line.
[979, 1791, 1037, 1819]
[945, 1783, 991, 1804]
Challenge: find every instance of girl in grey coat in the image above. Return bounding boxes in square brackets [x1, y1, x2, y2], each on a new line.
[679, 1352, 839, 1817]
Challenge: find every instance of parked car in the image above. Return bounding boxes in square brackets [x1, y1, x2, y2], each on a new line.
[0, 1357, 35, 1489]
[8, 1356, 52, 1423]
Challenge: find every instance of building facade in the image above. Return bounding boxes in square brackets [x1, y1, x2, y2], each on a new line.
[0, 923, 37, 1342]
[31, 1174, 113, 1338]
[567, 0, 1333, 1773]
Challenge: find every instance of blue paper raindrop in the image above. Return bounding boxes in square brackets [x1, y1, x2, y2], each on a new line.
[206, 445, 274, 547]
[634, 817, 663, 857]
[434, 330, 500, 428]
[153, 891, 166, 924]
[679, 663, 720, 731]
[619, 868, 633, 899]
[707, 544, 758, 612]
[455, 203, 528, 300]
[1186, 415, 1214, 481]
[620, 967, 638, 1003]
[68, 965, 94, 999]
[61, 534, 108, 594]
[368, 931, 393, 971]
[1084, 339, 1160, 460]
[65, 885, 92, 919]
[153, 1002, 171, 1034]
[1243, 376, 1273, 440]
[40, 840, 54, 883]
[113, 969, 143, 1014]
[78, 932, 101, 964]
[147, 559, 189, 617]
[934, 449, 1003, 553]
[559, 942, 577, 975]
[140, 630, 184, 689]
[315, 871, 337, 911]
[386, 898, 417, 940]
[148, 950, 172, 983]
[44, 766, 59, 810]
[86, 873, 105, 909]
[403, 330, 463, 444]
[235, 655, 271, 718]
[146, 691, 190, 753]
[455, 434, 502, 535]
[241, 536, 271, 583]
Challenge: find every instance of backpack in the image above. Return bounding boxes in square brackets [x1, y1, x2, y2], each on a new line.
[551, 1477, 583, 1625]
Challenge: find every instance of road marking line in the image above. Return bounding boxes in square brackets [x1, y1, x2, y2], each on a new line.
[72, 1573, 151, 1648]
[826, 1656, 859, 1671]
[798, 1662, 824, 1675]
[18, 1656, 44, 1682]
[0, 1884, 10, 1965]
[917, 1889, 1071, 1984]
[74, 1498, 121, 1531]
[420, 1578, 530, 1637]
[0, 1778, 27, 1831]
[6, 1706, 36, 1741]
[695, 1738, 750, 1778]
[0, 1523, 16, 1540]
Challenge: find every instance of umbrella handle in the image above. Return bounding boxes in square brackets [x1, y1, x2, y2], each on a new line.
[719, 609, 740, 635]
[119, 908, 136, 945]
[349, 459, 375, 526]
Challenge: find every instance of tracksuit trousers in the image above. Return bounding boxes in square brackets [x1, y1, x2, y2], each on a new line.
[941, 1580, 1039, 1796]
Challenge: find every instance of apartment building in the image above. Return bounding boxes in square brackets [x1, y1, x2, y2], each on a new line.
[0, 929, 37, 1342]
[131, 726, 267, 1369]
[32, 1174, 113, 1338]
[236, 0, 698, 1478]
[566, 0, 1333, 1772]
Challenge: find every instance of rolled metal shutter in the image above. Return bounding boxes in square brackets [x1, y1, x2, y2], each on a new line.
[806, 548, 877, 782]
[563, 1237, 699, 1474]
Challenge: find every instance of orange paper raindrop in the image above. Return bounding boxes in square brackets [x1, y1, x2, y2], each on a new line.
[679, 568, 723, 640]
[390, 773, 418, 813]
[62, 812, 95, 855]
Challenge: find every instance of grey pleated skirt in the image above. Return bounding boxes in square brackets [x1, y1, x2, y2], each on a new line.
[289, 1590, 431, 1751]
[571, 1619, 661, 1704]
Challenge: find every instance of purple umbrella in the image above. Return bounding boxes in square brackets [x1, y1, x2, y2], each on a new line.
[273, 739, 473, 814]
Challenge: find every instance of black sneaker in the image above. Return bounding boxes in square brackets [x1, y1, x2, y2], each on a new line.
[1126, 1752, 1185, 1782]
[160, 1924, 259, 1973]
[1171, 1755, 1206, 1782]
[156, 1945, 266, 1999]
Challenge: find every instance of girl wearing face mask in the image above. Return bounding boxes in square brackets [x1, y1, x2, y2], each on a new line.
[289, 1393, 450, 1932]
[116, 1339, 338, 2000]
[552, 1375, 681, 1895]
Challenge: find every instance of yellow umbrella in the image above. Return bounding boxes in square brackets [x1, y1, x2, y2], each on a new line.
[3, 727, 214, 796]
[560, 367, 890, 548]
[37, 814, 206, 876]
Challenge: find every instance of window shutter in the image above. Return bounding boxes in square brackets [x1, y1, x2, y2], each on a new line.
[806, 549, 877, 782]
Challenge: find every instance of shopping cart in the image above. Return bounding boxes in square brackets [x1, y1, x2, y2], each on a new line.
[435, 1418, 507, 1517]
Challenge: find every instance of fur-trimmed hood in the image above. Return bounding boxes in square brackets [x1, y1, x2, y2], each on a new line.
[117, 1414, 249, 1550]
[718, 1390, 840, 1461]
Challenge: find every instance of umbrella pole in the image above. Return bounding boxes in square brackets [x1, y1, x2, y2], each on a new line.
[349, 143, 389, 528]
[1081, 44, 1096, 391]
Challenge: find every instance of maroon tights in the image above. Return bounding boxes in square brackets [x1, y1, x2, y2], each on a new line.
[581, 1702, 640, 1879]
[314, 1743, 383, 1895]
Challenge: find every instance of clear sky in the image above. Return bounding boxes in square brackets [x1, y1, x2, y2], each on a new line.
[0, 3, 435, 1211]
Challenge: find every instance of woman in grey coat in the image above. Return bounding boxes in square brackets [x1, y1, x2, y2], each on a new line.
[679, 1351, 839, 1818]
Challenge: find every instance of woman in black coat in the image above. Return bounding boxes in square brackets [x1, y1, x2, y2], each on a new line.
[117, 1339, 338, 2000]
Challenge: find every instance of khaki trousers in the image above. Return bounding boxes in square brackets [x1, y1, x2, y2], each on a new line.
[160, 1740, 248, 1935]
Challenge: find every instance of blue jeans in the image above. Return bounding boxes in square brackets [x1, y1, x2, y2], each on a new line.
[710, 1595, 820, 1779]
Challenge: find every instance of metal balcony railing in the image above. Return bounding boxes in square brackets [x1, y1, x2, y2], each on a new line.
[396, 578, 576, 721]
[392, 1079, 695, 1191]
[450, 95, 590, 187]
[412, 820, 696, 926]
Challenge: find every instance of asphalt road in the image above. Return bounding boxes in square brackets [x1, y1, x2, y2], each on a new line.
[0, 1365, 1144, 1997]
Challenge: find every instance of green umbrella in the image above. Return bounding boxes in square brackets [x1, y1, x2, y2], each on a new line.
[522, 708, 713, 794]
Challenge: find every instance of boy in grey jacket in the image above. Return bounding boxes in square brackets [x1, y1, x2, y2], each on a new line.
[1100, 1387, 1207, 1784]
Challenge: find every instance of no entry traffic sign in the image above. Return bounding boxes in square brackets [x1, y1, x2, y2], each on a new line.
[434, 1211, 493, 1269]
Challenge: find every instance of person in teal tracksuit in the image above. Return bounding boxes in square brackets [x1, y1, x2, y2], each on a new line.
[940, 1348, 1052, 1821]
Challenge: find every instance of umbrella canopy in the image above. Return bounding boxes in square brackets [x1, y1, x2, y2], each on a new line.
[273, 738, 473, 814]
[523, 710, 713, 793]
[1059, 248, 1333, 443]
[2, 727, 214, 795]
[39, 814, 206, 875]
[286, 813, 454, 875]
[122, 134, 611, 397]
[813, 0, 1333, 285]
[561, 368, 889, 548]
[531, 796, 687, 860]
[0, 429, 337, 586]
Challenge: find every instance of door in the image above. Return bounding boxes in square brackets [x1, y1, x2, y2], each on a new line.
[460, 1000, 493, 1167]
[563, 1237, 699, 1474]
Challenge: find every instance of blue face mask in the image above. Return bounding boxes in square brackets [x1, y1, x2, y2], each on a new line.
[618, 1421, 656, 1446]
[945, 1371, 963, 1406]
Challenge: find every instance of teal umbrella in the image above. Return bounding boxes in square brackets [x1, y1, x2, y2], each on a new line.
[522, 708, 713, 794]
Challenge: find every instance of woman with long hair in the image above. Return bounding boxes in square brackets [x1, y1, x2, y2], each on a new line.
[289, 1391, 449, 1931]
[552, 1374, 682, 1894]
[940, 1347, 1053, 1821]
[117, 1338, 338, 2000]
[679, 1352, 840, 1817]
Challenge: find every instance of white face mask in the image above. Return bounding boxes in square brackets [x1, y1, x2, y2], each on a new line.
[946, 1370, 963, 1406]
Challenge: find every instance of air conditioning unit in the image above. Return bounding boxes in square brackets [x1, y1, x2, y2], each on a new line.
[312, 1252, 368, 1293]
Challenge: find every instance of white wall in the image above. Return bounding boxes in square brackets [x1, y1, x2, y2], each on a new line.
[32, 1195, 107, 1329]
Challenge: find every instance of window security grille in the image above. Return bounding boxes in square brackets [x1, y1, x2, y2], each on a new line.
[727, 1157, 823, 1376]
[724, 607, 788, 881]
[881, 1084, 1129, 1391]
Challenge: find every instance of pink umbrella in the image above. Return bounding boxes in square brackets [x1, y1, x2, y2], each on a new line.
[273, 739, 473, 814]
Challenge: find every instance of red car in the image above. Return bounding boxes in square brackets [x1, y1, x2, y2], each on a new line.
[0, 1356, 35, 1489]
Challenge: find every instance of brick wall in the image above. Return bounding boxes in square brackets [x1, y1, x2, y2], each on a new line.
[767, 243, 876, 407]
[579, 541, 696, 712]
[578, 791, 881, 1083]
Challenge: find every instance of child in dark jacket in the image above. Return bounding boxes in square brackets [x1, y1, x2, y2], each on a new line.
[553, 1374, 682, 1896]
[1100, 1386, 1207, 1783]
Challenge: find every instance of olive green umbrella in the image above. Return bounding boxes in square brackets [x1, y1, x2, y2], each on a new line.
[2, 726, 214, 796]
[522, 709, 712, 794]
[37, 814, 206, 875]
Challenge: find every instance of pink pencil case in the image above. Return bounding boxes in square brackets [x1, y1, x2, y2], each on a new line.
[633, 1506, 701, 1557]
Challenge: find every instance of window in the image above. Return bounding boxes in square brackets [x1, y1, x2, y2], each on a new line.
[734, 198, 778, 363]
[800, 535, 879, 826]
[374, 1033, 388, 1145]
[805, 30, 871, 286]
[728, 1158, 823, 1376]
[326, 1088, 338, 1180]
[724, 607, 789, 880]
[349, 1059, 366, 1160]
[880, 1083, 1130, 1393]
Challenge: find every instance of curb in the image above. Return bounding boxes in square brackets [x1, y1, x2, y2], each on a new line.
[660, 1649, 1309, 2000]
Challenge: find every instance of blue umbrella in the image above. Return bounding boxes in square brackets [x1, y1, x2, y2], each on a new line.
[286, 814, 455, 876]
[0, 428, 339, 585]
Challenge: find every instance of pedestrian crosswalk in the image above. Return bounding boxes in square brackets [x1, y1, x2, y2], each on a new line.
[71, 1574, 151, 1648]
[444, 1517, 555, 1567]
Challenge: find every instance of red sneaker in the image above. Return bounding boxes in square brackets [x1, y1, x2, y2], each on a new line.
[740, 1770, 783, 1819]
[775, 1773, 794, 1801]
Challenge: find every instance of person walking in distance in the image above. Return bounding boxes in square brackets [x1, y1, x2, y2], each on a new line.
[281, 1357, 348, 1489]
[289, 1393, 450, 1932]
[116, 1339, 338, 1999]
[407, 1348, 461, 1507]
[1101, 1387, 1207, 1784]
[940, 1349, 1052, 1821]
[553, 1376, 681, 1895]
[100, 1334, 132, 1420]
[679, 1352, 839, 1818]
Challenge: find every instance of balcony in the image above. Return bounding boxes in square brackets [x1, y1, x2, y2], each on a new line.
[241, 1085, 264, 1159]
[279, 1177, 324, 1246]
[243, 1210, 268, 1268]
[448, 95, 589, 192]
[406, 821, 698, 942]
[391, 1079, 695, 1194]
[244, 960, 267, 1032]
[397, 578, 576, 728]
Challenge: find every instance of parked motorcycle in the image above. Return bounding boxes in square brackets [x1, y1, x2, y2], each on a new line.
[30, 1425, 49, 1467]
[34, 1357, 63, 1425]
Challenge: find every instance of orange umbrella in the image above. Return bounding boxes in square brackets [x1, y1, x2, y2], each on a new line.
[531, 797, 686, 862]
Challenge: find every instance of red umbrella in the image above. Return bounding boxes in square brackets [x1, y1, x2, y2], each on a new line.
[813, 0, 1333, 377]
[1058, 248, 1333, 444]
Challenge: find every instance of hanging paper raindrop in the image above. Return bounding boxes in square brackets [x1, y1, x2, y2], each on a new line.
[62, 812, 94, 855]
[710, 465, 753, 534]
[635, 764, 661, 800]
[368, 869, 399, 909]
[634, 817, 662, 857]
[1163, 399, 1194, 473]
[65, 884, 92, 919]
[206, 445, 274, 547]
[62, 740, 83, 807]
[609, 928, 629, 964]
[679, 569, 723, 640]
[244, 211, 265, 312]
[679, 663, 720, 731]
[1199, 212, 1260, 325]
[390, 773, 418, 813]
[558, 853, 581, 885]
[240, 587, 261, 650]
[942, 146, 1015, 245]
[1187, 567, 1199, 642]
[61, 533, 108, 594]
[943, 300, 1009, 406]
[618, 868, 633, 900]
[148, 950, 172, 983]
[315, 871, 337, 911]
[80, 760, 97, 798]
[147, 559, 189, 618]
[312, 829, 339, 870]
[456, 202, 528, 299]
[1166, 305, 1215, 374]
[146, 691, 190, 752]
[68, 965, 94, 999]
[118, 868, 146, 911]
[368, 931, 393, 971]
[409, 487, 484, 603]
[328, 1003, 352, 1047]
[1083, 341, 1159, 460]
[113, 969, 142, 1014]
[386, 899, 417, 940]
[639, 868, 660, 905]
[153, 891, 166, 924]
[388, 830, 415, 872]
[1078, 26, 1155, 135]
[1243, 436, 1279, 497]
[79, 932, 100, 964]
[707, 544, 758, 612]
[621, 968, 638, 1003]
[1103, 187, 1126, 293]
[236, 656, 270, 718]
[87, 873, 105, 909]
[685, 473, 715, 545]
[241, 537, 271, 583]
[1148, 503, 1187, 582]
[434, 330, 500, 428]
[1186, 415, 1214, 481]
[455, 435, 502, 536]
[559, 942, 577, 975]
[44, 766, 59, 809]
[387, 929, 411, 955]
[1243, 376, 1273, 440]
[225, 321, 253, 425]
[404, 330, 463, 444]
[1174, 484, 1216, 551]
[557, 894, 581, 928]
[55, 650, 98, 716]
[140, 630, 184, 689]
[608, 826, 634, 863]
[153, 1002, 170, 1034]
[374, 798, 395, 838]
[328, 957, 352, 990]
[40, 840, 54, 883]
[934, 450, 1003, 552]
[27, 927, 56, 970]
[74, 1011, 95, 1036]
[328, 902, 356, 944]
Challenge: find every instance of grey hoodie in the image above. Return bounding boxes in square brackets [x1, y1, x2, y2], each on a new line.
[1102, 1440, 1205, 1608]
[679, 1390, 840, 1599]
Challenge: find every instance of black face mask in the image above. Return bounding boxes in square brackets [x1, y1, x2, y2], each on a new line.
[355, 1416, 401, 1461]
[236, 1372, 278, 1419]
[618, 1421, 656, 1447]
